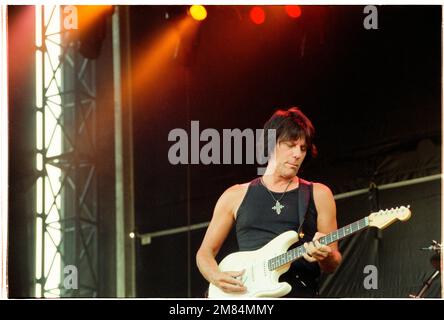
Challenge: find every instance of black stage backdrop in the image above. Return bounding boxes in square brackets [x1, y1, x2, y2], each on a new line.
[130, 6, 441, 297]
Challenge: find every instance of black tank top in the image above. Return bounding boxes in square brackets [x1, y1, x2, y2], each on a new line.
[235, 177, 321, 297]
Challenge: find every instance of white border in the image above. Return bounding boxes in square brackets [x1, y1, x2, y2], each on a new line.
[0, 4, 8, 300]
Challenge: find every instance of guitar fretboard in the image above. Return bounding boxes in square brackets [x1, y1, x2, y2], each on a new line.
[268, 217, 369, 271]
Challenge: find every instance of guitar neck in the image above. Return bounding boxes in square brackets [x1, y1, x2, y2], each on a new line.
[268, 217, 369, 271]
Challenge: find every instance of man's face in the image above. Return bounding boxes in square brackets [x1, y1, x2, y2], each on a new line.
[273, 137, 307, 178]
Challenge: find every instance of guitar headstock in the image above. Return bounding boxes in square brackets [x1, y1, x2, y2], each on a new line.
[368, 206, 412, 230]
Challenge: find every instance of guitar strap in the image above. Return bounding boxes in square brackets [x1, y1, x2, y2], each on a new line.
[297, 178, 312, 234]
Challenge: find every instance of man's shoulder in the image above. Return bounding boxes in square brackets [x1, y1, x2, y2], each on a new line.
[224, 182, 250, 196]
[311, 182, 335, 205]
[308, 181, 333, 198]
[217, 182, 251, 217]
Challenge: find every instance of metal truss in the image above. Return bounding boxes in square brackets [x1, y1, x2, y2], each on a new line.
[35, 5, 98, 297]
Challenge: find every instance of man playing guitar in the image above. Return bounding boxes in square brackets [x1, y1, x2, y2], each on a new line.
[196, 107, 342, 298]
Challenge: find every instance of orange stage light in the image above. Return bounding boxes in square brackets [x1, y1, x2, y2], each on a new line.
[131, 16, 199, 96]
[189, 5, 207, 21]
[76, 5, 113, 32]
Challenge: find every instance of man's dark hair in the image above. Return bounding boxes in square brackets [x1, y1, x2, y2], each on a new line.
[263, 106, 318, 158]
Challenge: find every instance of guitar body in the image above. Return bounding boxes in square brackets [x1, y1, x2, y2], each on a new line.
[208, 230, 299, 298]
[207, 206, 412, 299]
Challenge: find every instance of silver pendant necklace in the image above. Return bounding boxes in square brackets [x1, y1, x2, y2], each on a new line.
[260, 177, 293, 215]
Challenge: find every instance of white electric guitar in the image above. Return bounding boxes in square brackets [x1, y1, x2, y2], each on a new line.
[208, 205, 412, 298]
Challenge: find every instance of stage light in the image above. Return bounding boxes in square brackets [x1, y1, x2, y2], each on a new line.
[189, 5, 207, 21]
[285, 5, 302, 19]
[76, 5, 114, 59]
[250, 6, 265, 25]
[131, 16, 199, 94]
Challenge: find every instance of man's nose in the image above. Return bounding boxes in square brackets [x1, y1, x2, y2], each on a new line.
[293, 146, 302, 158]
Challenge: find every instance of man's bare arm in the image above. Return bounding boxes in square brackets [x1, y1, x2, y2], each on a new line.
[196, 184, 247, 293]
[303, 183, 342, 273]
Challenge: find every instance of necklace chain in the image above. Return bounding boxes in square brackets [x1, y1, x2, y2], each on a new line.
[260, 177, 294, 215]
